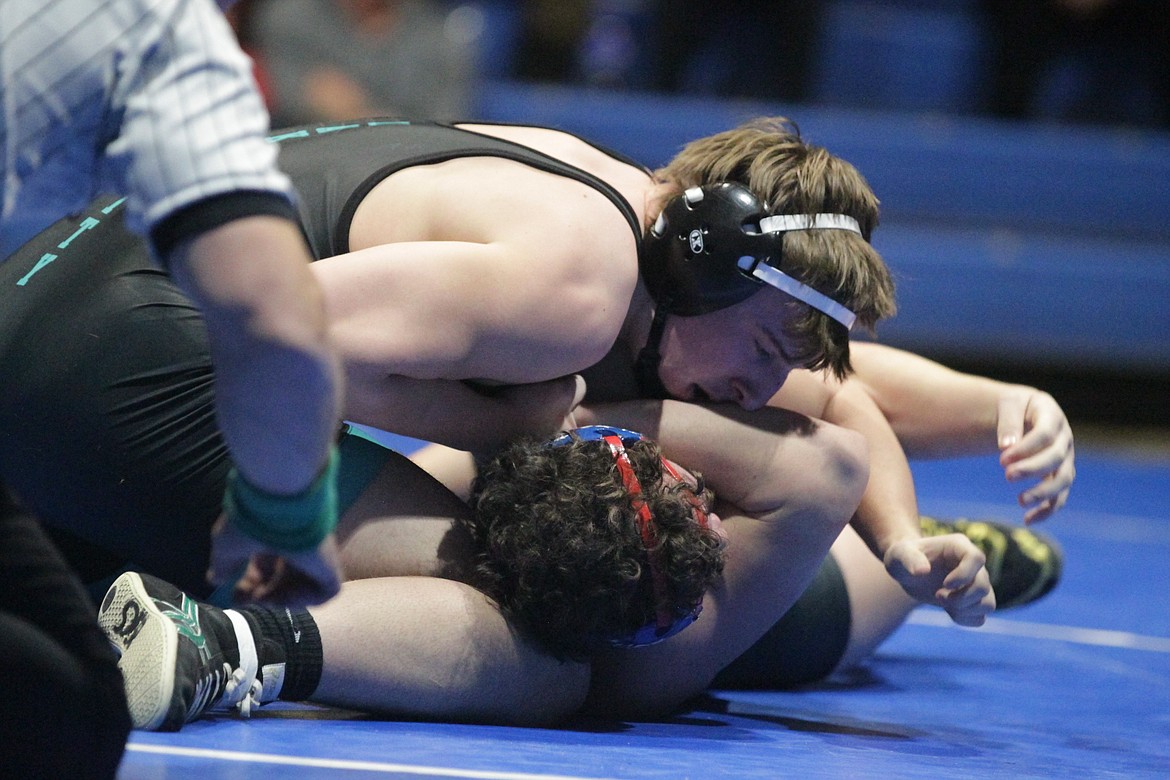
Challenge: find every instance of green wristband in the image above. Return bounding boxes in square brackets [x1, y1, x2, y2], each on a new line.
[223, 447, 340, 552]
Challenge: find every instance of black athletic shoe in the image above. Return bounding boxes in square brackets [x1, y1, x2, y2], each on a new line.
[920, 516, 1063, 609]
[98, 572, 261, 731]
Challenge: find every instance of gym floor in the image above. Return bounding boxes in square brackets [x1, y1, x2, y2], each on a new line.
[115, 428, 1170, 779]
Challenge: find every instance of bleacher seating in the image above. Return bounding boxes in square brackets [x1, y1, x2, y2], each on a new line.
[815, 0, 987, 115]
[472, 82, 1170, 375]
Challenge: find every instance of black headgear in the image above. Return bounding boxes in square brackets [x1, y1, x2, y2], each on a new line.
[639, 183, 859, 328]
[634, 183, 862, 398]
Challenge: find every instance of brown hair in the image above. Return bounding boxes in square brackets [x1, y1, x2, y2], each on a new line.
[654, 117, 896, 378]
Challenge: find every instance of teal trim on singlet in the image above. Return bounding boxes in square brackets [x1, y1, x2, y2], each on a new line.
[336, 427, 397, 514]
[267, 120, 408, 143]
[12, 198, 124, 286]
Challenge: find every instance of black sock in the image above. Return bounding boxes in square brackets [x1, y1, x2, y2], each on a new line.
[236, 605, 323, 702]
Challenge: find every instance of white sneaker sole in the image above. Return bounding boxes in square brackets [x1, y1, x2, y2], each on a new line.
[98, 572, 178, 731]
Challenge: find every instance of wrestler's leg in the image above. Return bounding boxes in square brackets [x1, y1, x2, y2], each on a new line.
[715, 517, 1060, 688]
[829, 525, 918, 673]
[103, 569, 587, 729]
[307, 577, 589, 725]
[581, 410, 869, 719]
[710, 526, 917, 689]
[103, 438, 586, 729]
[710, 551, 852, 689]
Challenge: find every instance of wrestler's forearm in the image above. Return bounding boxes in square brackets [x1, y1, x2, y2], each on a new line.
[344, 374, 575, 455]
[170, 216, 343, 494]
[820, 381, 922, 560]
[848, 342, 1011, 458]
[770, 372, 920, 560]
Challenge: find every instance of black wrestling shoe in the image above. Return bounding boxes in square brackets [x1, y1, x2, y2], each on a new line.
[98, 572, 261, 731]
[920, 516, 1063, 609]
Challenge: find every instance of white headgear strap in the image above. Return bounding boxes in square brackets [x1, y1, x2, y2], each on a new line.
[742, 213, 862, 330]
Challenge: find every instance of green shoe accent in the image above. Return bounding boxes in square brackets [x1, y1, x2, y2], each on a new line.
[98, 572, 257, 731]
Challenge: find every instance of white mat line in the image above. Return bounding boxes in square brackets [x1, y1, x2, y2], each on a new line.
[908, 611, 1170, 653]
[124, 744, 615, 780]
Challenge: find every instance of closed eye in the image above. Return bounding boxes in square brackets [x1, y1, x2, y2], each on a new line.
[788, 339, 824, 368]
[766, 327, 816, 368]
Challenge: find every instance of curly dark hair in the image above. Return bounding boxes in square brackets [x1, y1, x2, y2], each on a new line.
[461, 434, 727, 661]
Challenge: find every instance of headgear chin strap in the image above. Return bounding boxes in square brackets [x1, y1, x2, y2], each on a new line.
[735, 255, 857, 331]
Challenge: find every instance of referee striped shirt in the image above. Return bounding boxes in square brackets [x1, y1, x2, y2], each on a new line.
[0, 0, 292, 259]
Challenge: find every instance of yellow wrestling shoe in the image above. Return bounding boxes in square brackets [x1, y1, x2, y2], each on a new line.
[920, 516, 1063, 609]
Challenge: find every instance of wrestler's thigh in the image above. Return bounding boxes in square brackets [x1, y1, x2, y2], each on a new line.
[311, 576, 589, 726]
[710, 552, 851, 689]
[0, 199, 225, 594]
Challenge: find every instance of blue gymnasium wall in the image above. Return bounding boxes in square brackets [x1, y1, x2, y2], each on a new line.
[473, 83, 1170, 374]
[466, 0, 1170, 378]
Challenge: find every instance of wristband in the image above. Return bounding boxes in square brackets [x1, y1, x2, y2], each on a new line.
[223, 447, 340, 552]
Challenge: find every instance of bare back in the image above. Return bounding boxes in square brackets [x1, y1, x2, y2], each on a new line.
[347, 123, 653, 249]
[306, 123, 655, 442]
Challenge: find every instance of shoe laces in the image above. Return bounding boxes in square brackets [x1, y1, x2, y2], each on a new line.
[222, 666, 264, 718]
[186, 662, 230, 724]
[218, 608, 262, 718]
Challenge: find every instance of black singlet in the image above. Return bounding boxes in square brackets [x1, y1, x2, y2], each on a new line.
[0, 121, 650, 596]
[270, 120, 648, 259]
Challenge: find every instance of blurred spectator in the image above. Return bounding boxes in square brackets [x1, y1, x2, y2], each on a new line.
[510, 0, 823, 100]
[249, 0, 477, 126]
[648, 0, 824, 102]
[512, 0, 594, 84]
[510, 0, 651, 89]
[223, 0, 275, 108]
[979, 0, 1170, 128]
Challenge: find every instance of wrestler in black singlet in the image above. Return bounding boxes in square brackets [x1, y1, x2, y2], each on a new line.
[0, 121, 848, 685]
[0, 121, 645, 593]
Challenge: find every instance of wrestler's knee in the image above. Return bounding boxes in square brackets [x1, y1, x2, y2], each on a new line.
[806, 423, 869, 526]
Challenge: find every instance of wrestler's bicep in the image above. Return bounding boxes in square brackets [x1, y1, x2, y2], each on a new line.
[314, 238, 624, 382]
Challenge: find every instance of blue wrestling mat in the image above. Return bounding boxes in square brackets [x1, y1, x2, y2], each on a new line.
[115, 438, 1170, 779]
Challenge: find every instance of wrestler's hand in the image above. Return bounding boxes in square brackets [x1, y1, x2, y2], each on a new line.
[884, 535, 995, 627]
[997, 389, 1075, 524]
[207, 513, 343, 608]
